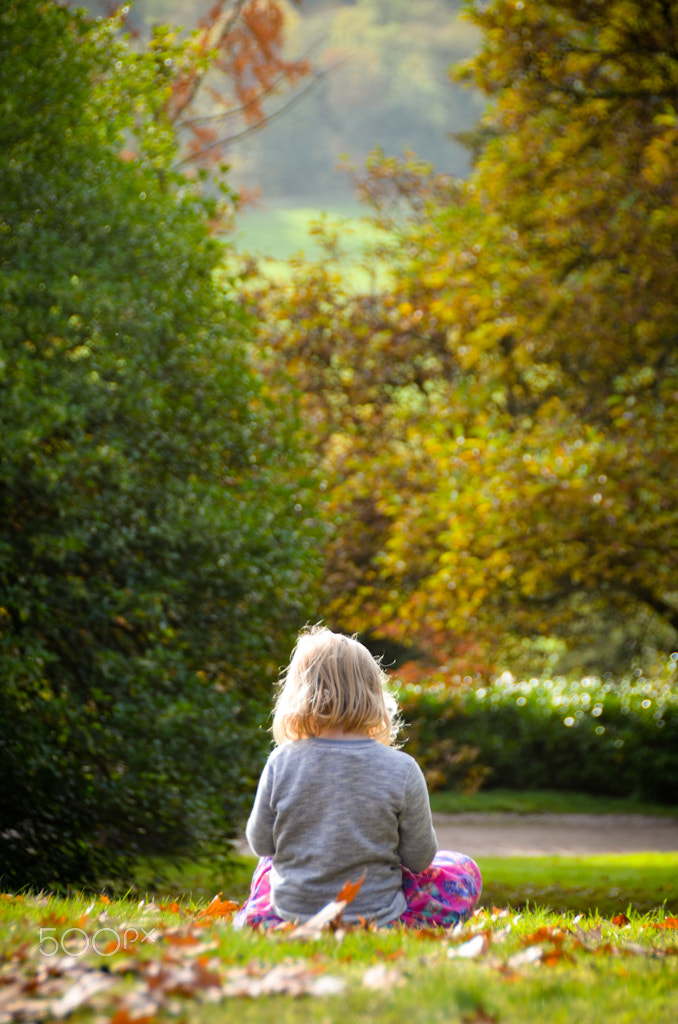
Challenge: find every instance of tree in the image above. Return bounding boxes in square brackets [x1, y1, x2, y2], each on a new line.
[249, 0, 678, 671]
[0, 0, 321, 887]
[72, 0, 326, 187]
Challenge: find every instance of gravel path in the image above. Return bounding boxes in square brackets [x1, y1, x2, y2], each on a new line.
[432, 812, 678, 857]
[237, 813, 678, 859]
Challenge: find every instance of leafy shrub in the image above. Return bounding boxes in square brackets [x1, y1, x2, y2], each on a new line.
[398, 657, 678, 803]
[0, 1, 320, 888]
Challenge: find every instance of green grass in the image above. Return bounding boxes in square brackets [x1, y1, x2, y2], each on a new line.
[478, 853, 678, 915]
[1, 893, 676, 1023]
[3, 793, 676, 1022]
[232, 199, 392, 288]
[429, 788, 678, 817]
[104, 849, 678, 919]
[233, 200, 369, 259]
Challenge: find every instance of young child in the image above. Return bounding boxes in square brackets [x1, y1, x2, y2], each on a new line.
[232, 625, 482, 929]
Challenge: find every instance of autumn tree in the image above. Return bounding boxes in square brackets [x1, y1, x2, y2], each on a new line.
[0, 0, 320, 887]
[74, 0, 321, 189]
[250, 0, 678, 672]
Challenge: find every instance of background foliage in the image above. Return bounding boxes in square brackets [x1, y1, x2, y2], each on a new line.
[76, 0, 483, 203]
[249, 0, 678, 675]
[399, 658, 678, 802]
[0, 0, 320, 888]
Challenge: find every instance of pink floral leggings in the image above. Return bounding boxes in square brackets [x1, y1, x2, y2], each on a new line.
[232, 850, 482, 929]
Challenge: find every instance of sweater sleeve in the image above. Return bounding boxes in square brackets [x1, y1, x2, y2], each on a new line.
[245, 756, 277, 857]
[396, 759, 438, 873]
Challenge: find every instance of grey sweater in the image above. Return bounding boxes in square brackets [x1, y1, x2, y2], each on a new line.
[245, 738, 438, 926]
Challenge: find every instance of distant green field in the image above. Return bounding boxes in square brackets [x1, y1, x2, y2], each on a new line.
[429, 788, 678, 818]
[232, 200, 392, 287]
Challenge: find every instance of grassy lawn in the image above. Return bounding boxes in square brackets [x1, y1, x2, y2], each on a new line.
[123, 850, 678, 919]
[231, 199, 392, 289]
[1, 892, 676, 1023]
[2, 792, 676, 1022]
[429, 788, 678, 817]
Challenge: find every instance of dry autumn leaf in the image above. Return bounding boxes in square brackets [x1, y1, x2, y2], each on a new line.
[362, 963, 404, 990]
[447, 933, 490, 959]
[289, 873, 368, 939]
[462, 1008, 499, 1024]
[196, 894, 240, 920]
[336, 872, 367, 904]
[651, 917, 678, 931]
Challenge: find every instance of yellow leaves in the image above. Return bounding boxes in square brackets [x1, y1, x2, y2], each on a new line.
[642, 112, 678, 188]
[518, 568, 542, 596]
[429, 299, 455, 322]
[423, 270, 449, 290]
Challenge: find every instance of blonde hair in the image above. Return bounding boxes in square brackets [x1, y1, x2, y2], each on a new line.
[272, 625, 400, 746]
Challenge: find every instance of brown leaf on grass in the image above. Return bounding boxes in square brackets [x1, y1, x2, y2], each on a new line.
[162, 931, 204, 947]
[140, 957, 222, 1000]
[223, 963, 345, 998]
[50, 972, 116, 1019]
[361, 963, 404, 990]
[505, 945, 545, 968]
[0, 982, 27, 1022]
[109, 1009, 158, 1024]
[541, 947, 576, 967]
[522, 927, 567, 948]
[196, 894, 240, 920]
[611, 913, 630, 926]
[569, 924, 604, 948]
[462, 1008, 499, 1024]
[651, 917, 678, 931]
[620, 941, 672, 959]
[159, 902, 182, 915]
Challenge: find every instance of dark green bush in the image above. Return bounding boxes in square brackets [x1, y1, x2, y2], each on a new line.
[0, 1, 320, 889]
[398, 661, 678, 803]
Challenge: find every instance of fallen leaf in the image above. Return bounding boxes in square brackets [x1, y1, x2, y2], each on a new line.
[462, 1008, 499, 1024]
[196, 894, 239, 920]
[447, 933, 490, 959]
[651, 917, 678, 931]
[50, 972, 115, 1018]
[362, 964, 403, 990]
[288, 900, 348, 940]
[621, 942, 667, 959]
[223, 963, 345, 998]
[541, 947, 576, 967]
[505, 945, 544, 968]
[522, 927, 566, 947]
[109, 1009, 157, 1024]
[611, 913, 630, 927]
[335, 873, 366, 905]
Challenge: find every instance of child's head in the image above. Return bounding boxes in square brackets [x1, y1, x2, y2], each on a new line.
[272, 625, 400, 746]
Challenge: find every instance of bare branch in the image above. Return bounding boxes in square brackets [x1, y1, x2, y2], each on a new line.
[173, 60, 348, 169]
[175, 41, 332, 130]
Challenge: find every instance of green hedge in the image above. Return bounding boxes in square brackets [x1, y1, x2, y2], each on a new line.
[398, 660, 678, 803]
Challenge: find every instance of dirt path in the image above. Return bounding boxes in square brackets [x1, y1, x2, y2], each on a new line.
[432, 812, 678, 857]
[237, 813, 678, 859]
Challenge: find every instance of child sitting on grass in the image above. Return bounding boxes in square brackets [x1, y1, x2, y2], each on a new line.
[233, 625, 482, 929]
